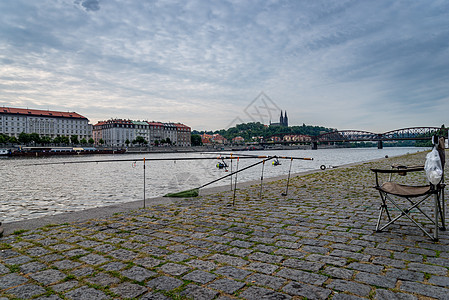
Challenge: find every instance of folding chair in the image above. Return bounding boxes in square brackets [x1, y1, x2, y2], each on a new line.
[371, 136, 446, 241]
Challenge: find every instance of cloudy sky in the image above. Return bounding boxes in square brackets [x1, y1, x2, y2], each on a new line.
[1, 0, 448, 132]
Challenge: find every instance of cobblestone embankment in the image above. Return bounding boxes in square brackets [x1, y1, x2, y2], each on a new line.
[1, 150, 449, 299]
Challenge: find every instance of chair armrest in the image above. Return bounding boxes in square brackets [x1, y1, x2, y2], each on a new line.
[391, 164, 424, 170]
[371, 167, 424, 174]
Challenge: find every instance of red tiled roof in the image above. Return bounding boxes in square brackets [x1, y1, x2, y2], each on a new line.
[147, 122, 164, 126]
[175, 123, 191, 130]
[93, 121, 106, 127]
[0, 106, 87, 119]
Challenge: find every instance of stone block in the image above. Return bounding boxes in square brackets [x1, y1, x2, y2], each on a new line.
[121, 266, 157, 282]
[5, 283, 46, 299]
[147, 276, 183, 291]
[30, 269, 66, 285]
[110, 282, 148, 299]
[182, 270, 217, 284]
[181, 284, 219, 300]
[282, 282, 331, 300]
[64, 286, 109, 300]
[0, 273, 29, 290]
[207, 278, 245, 294]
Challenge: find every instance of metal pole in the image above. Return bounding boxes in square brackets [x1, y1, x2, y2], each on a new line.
[143, 158, 146, 208]
[259, 160, 265, 199]
[233, 157, 239, 206]
[230, 157, 233, 191]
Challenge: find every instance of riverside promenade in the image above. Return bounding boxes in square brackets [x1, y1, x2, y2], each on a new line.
[1, 151, 449, 299]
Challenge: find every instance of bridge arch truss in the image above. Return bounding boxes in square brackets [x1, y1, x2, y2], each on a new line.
[317, 127, 445, 143]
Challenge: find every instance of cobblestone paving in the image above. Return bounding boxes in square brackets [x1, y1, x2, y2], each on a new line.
[1, 151, 449, 299]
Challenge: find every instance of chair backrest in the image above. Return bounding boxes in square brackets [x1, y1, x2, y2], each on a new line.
[436, 136, 446, 169]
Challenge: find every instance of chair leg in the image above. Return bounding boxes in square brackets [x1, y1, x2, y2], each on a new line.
[435, 193, 439, 241]
[376, 204, 386, 232]
[435, 190, 445, 231]
[383, 194, 436, 241]
[376, 192, 391, 232]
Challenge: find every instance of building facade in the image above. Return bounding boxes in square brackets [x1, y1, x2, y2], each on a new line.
[0, 106, 91, 140]
[93, 119, 191, 147]
[92, 119, 135, 147]
[175, 123, 191, 147]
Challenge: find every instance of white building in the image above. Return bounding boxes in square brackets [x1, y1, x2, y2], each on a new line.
[92, 119, 135, 147]
[163, 123, 177, 145]
[0, 107, 91, 140]
[133, 120, 150, 143]
[93, 119, 191, 147]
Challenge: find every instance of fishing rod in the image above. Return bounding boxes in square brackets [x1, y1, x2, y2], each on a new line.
[282, 158, 294, 196]
[198, 156, 276, 189]
[18, 154, 312, 167]
[201, 152, 313, 161]
[164, 156, 276, 197]
[17, 155, 282, 167]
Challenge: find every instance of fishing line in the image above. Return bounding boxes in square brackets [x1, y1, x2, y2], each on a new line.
[259, 160, 266, 199]
[282, 158, 294, 197]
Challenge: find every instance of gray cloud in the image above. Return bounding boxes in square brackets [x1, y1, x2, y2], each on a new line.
[0, 0, 448, 131]
[75, 0, 100, 12]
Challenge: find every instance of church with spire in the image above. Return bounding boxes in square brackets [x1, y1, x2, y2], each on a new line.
[269, 110, 288, 127]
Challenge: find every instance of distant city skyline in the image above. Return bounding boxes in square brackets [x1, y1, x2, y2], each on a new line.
[1, 1, 448, 132]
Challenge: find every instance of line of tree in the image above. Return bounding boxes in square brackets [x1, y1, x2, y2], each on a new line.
[123, 136, 174, 147]
[193, 122, 335, 141]
[0, 133, 94, 146]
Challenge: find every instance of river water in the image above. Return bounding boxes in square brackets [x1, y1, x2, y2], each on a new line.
[1, 147, 424, 223]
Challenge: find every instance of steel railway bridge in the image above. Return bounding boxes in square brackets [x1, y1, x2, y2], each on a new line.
[313, 127, 446, 149]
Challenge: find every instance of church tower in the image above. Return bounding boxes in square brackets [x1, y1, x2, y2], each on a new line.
[279, 110, 284, 126]
[283, 111, 288, 127]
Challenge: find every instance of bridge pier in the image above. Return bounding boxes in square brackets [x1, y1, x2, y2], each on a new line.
[312, 141, 318, 150]
[377, 140, 383, 149]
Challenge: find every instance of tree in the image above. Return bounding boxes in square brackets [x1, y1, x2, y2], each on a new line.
[154, 140, 160, 146]
[54, 136, 69, 145]
[40, 136, 52, 145]
[30, 133, 41, 144]
[99, 138, 105, 145]
[9, 136, 18, 144]
[88, 138, 94, 145]
[70, 135, 79, 145]
[18, 132, 31, 145]
[80, 138, 87, 145]
[0, 134, 8, 144]
[191, 134, 202, 146]
[125, 139, 130, 147]
[53, 136, 62, 144]
[133, 136, 146, 145]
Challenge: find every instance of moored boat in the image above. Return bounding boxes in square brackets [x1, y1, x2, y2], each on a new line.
[0, 148, 11, 156]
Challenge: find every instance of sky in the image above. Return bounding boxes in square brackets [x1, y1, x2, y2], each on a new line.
[1, 0, 448, 132]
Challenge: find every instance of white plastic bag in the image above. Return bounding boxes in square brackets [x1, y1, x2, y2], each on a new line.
[425, 147, 443, 185]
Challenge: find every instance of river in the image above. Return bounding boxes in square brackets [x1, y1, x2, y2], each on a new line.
[1, 147, 424, 223]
